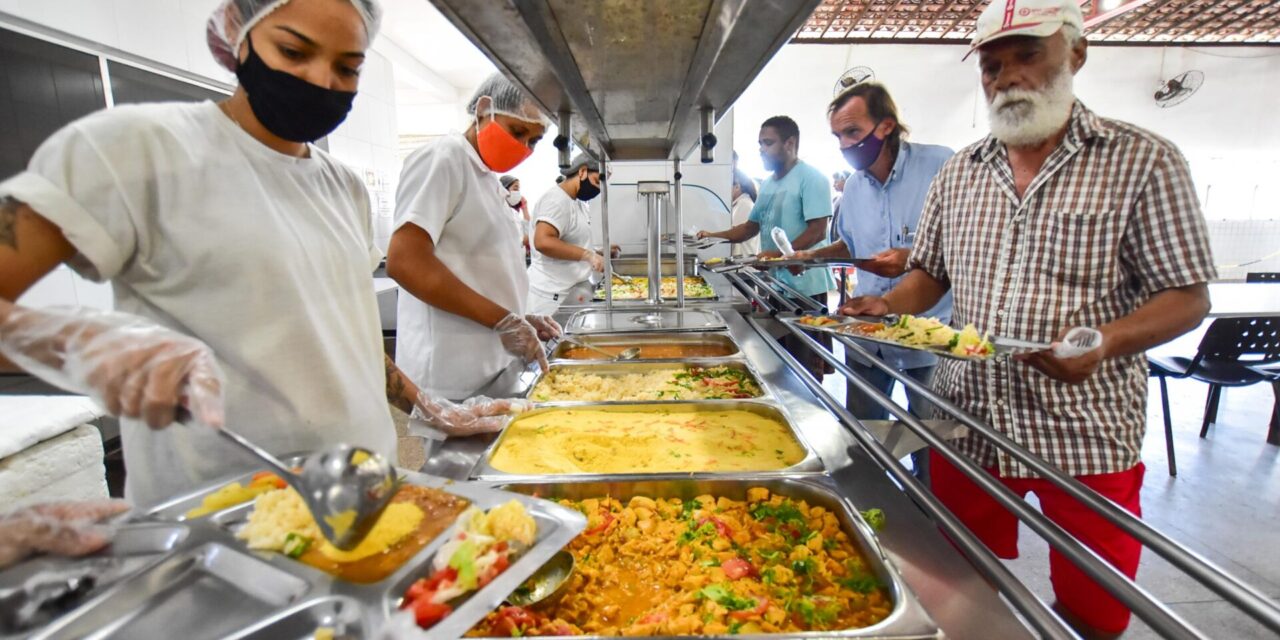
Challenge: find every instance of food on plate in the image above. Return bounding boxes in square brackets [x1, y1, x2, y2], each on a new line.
[530, 366, 762, 402]
[606, 276, 714, 300]
[184, 471, 287, 518]
[489, 407, 806, 474]
[400, 500, 536, 629]
[560, 342, 735, 360]
[703, 257, 725, 266]
[797, 315, 842, 328]
[467, 488, 891, 637]
[235, 484, 469, 583]
[839, 315, 995, 358]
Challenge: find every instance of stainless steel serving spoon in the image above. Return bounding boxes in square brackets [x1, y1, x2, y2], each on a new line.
[211, 428, 399, 551]
[561, 336, 640, 361]
[505, 550, 575, 608]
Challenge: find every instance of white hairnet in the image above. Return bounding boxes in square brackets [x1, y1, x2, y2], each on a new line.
[207, 0, 382, 73]
[467, 72, 550, 127]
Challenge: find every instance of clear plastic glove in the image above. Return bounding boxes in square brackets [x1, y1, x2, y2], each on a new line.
[409, 392, 531, 439]
[580, 249, 605, 273]
[525, 314, 562, 341]
[0, 306, 224, 429]
[493, 312, 550, 373]
[0, 500, 132, 569]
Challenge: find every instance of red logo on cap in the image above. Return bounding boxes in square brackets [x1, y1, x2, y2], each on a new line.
[1019, 7, 1031, 16]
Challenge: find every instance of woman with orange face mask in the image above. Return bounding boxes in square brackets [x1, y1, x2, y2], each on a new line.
[387, 73, 561, 412]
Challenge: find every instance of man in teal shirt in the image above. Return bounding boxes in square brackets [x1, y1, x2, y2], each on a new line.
[700, 116, 834, 374]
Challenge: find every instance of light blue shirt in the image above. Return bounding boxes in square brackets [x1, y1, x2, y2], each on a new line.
[840, 141, 955, 370]
[749, 160, 834, 297]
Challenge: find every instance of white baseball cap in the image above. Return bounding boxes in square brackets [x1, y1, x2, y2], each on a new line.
[963, 0, 1085, 60]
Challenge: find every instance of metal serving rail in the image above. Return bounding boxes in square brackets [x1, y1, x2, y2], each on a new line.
[730, 266, 1280, 639]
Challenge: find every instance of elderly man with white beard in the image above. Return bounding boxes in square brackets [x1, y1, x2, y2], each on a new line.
[841, 1, 1215, 637]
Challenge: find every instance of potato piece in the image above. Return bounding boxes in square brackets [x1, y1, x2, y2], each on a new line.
[628, 496, 657, 510]
[620, 508, 638, 528]
[711, 537, 731, 551]
[807, 533, 825, 552]
[634, 507, 653, 521]
[746, 487, 770, 503]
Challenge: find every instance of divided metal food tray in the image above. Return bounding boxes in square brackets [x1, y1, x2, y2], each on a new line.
[550, 331, 740, 361]
[469, 476, 940, 640]
[526, 359, 765, 403]
[780, 315, 1047, 361]
[470, 400, 826, 482]
[5, 462, 585, 640]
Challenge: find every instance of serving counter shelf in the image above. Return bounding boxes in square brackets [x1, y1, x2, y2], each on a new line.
[3, 464, 585, 640]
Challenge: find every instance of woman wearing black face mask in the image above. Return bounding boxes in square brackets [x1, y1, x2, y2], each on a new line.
[0, 0, 523, 509]
[525, 154, 614, 316]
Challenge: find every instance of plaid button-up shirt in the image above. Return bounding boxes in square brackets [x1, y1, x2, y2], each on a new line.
[910, 102, 1216, 478]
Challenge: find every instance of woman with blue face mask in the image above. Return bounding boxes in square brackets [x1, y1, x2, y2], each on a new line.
[0, 0, 522, 513]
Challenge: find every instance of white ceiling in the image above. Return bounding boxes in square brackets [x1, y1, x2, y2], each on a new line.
[375, 0, 496, 104]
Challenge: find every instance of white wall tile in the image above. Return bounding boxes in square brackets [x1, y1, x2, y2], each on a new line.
[0, 0, 118, 49]
[113, 0, 186, 70]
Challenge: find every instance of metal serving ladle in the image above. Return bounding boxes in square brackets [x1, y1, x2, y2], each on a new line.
[561, 336, 640, 361]
[213, 428, 399, 551]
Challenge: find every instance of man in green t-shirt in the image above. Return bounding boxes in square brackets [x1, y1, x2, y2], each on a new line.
[700, 116, 834, 376]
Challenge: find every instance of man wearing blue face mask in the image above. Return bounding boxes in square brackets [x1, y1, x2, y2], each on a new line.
[793, 83, 954, 464]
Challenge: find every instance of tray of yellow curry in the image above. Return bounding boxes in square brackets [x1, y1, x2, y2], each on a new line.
[473, 401, 822, 479]
[529, 362, 764, 402]
[465, 478, 938, 638]
[8, 461, 588, 640]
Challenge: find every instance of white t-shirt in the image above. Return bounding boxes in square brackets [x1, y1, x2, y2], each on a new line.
[730, 193, 761, 257]
[393, 133, 527, 398]
[527, 186, 593, 294]
[0, 102, 395, 507]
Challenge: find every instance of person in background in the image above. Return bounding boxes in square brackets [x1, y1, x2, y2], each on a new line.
[728, 169, 759, 258]
[791, 82, 955, 482]
[526, 154, 613, 315]
[842, 1, 1214, 636]
[389, 72, 561, 406]
[499, 175, 531, 257]
[0, 0, 520, 513]
[698, 116, 834, 376]
[829, 170, 849, 236]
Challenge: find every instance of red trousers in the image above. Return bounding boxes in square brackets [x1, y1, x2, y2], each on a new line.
[930, 451, 1145, 633]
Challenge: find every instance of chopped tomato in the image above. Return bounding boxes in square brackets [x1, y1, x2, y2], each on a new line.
[728, 597, 769, 621]
[411, 598, 452, 627]
[584, 510, 616, 536]
[249, 471, 287, 489]
[478, 551, 511, 587]
[638, 611, 669, 624]
[722, 557, 757, 580]
[491, 606, 538, 636]
[403, 566, 457, 605]
[697, 516, 732, 537]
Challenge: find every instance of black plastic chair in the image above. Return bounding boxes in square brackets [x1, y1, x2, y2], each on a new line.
[1245, 272, 1280, 283]
[1148, 317, 1280, 476]
[1247, 363, 1280, 446]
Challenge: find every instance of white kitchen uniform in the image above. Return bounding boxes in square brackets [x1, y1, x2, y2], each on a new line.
[526, 186, 595, 315]
[394, 133, 527, 398]
[0, 102, 395, 507]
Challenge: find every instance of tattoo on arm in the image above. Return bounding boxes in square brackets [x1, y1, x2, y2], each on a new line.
[384, 354, 414, 414]
[0, 197, 22, 250]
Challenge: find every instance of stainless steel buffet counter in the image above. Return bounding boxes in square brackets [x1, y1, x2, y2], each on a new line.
[418, 308, 1034, 640]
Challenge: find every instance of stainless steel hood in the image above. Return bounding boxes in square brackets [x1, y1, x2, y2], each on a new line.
[428, 0, 822, 161]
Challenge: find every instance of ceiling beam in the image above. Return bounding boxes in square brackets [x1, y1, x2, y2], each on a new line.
[1095, 0, 1162, 41]
[1208, 2, 1277, 43]
[1083, 0, 1156, 30]
[1168, 0, 1238, 42]
[864, 0, 910, 39]
[918, 0, 965, 38]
